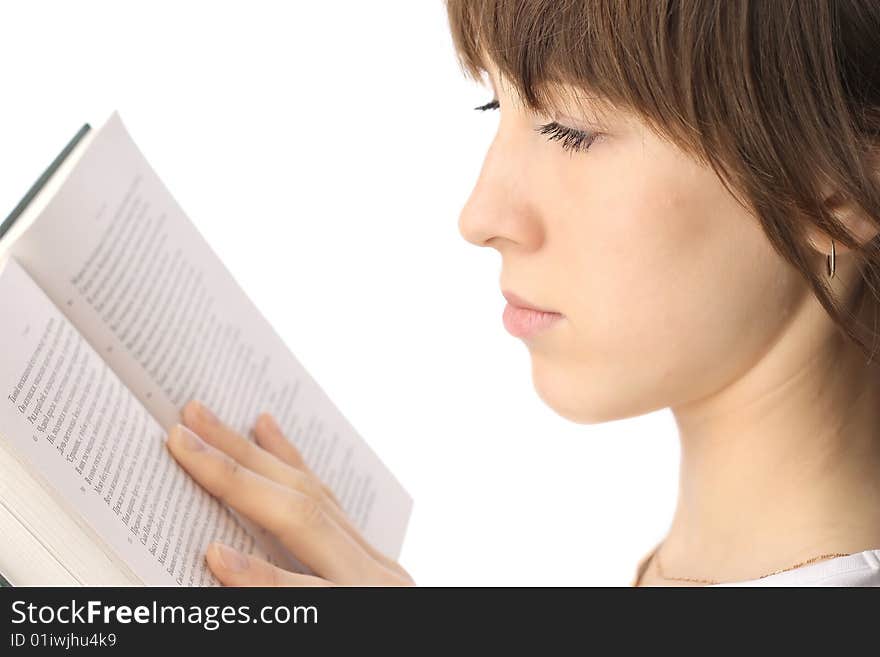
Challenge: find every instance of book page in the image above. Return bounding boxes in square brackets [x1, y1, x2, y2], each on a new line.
[0, 258, 276, 585]
[10, 111, 412, 560]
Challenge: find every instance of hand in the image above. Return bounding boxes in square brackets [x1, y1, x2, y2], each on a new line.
[165, 399, 414, 587]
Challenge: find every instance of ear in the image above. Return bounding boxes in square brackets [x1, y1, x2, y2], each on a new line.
[805, 151, 880, 256]
[804, 189, 880, 257]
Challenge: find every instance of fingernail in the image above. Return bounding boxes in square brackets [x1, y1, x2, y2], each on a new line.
[173, 424, 205, 451]
[215, 543, 248, 572]
[196, 401, 218, 425]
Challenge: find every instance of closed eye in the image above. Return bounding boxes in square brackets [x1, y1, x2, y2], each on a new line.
[535, 122, 598, 154]
[473, 98, 598, 154]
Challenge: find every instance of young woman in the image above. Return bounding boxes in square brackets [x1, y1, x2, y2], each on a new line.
[165, 1, 880, 586]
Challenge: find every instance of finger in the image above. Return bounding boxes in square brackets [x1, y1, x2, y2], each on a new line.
[252, 412, 309, 470]
[252, 412, 343, 507]
[182, 401, 335, 508]
[166, 424, 388, 584]
[183, 402, 410, 582]
[181, 401, 394, 572]
[206, 542, 332, 587]
[251, 412, 410, 579]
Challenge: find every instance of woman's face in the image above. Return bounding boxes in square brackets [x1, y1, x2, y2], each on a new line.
[459, 64, 810, 423]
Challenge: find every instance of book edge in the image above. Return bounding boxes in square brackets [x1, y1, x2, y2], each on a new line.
[0, 431, 143, 586]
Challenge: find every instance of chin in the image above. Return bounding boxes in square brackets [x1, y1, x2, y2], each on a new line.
[529, 353, 647, 425]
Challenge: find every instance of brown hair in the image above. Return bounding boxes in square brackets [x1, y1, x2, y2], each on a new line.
[446, 0, 880, 361]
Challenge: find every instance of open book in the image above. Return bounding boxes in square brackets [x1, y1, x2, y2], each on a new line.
[0, 112, 412, 586]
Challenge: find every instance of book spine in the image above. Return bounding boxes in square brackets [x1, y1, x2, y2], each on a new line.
[0, 122, 91, 242]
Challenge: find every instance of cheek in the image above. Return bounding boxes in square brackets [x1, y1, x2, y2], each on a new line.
[531, 161, 801, 423]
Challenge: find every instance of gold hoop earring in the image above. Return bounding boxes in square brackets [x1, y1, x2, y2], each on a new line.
[827, 239, 836, 279]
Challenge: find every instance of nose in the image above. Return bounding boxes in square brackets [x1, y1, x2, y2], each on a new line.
[458, 129, 544, 252]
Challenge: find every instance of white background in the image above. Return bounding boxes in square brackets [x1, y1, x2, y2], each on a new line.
[0, 0, 679, 585]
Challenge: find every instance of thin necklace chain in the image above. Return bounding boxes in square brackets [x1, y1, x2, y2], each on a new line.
[645, 542, 853, 586]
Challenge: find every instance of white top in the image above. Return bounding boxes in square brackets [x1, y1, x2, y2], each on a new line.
[632, 547, 880, 586]
[713, 549, 880, 586]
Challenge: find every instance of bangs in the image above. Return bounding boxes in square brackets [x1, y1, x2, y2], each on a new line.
[445, 0, 705, 150]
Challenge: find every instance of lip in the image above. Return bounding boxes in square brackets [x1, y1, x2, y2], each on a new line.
[502, 291, 559, 313]
[501, 290, 564, 339]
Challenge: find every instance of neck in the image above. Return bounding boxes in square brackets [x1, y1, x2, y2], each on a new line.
[664, 285, 880, 583]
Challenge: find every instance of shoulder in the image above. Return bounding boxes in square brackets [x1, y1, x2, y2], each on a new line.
[713, 549, 880, 587]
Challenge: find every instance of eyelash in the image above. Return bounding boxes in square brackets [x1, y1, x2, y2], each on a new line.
[474, 98, 599, 153]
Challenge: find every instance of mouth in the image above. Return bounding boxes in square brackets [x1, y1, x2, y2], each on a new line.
[501, 290, 564, 340]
